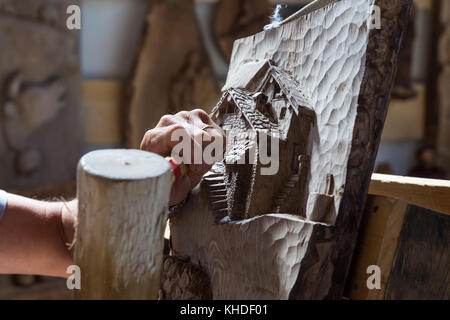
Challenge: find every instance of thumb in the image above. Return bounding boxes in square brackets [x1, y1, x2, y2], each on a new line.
[169, 174, 191, 207]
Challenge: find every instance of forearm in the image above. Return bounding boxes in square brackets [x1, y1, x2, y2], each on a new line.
[0, 193, 76, 278]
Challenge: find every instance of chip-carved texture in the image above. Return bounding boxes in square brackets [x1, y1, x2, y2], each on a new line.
[227, 0, 375, 219]
[170, 188, 330, 299]
[208, 60, 316, 221]
[159, 256, 212, 300]
[0, 0, 82, 189]
[167, 0, 412, 300]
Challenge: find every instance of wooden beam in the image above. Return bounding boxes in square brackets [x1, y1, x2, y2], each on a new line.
[75, 149, 172, 299]
[369, 173, 450, 215]
[345, 196, 409, 300]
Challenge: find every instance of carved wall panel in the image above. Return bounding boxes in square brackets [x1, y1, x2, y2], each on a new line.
[0, 0, 83, 189]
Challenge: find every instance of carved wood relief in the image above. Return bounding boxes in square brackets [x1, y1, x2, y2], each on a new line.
[124, 0, 272, 149]
[163, 0, 413, 300]
[0, 0, 82, 189]
[209, 60, 316, 221]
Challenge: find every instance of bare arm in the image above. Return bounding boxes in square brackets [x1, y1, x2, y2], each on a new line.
[0, 193, 76, 278]
[0, 109, 224, 278]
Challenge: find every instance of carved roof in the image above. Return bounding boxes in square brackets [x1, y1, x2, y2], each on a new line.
[226, 89, 280, 132]
[261, 66, 314, 117]
[222, 59, 314, 116]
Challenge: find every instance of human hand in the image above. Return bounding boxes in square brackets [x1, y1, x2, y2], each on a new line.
[140, 109, 225, 206]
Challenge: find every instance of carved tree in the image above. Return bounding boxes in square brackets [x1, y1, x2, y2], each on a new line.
[0, 0, 83, 189]
[164, 0, 413, 299]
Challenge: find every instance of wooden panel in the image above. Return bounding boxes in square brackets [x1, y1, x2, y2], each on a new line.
[385, 205, 450, 299]
[167, 0, 413, 300]
[82, 80, 124, 145]
[345, 196, 409, 300]
[381, 84, 425, 141]
[369, 173, 450, 215]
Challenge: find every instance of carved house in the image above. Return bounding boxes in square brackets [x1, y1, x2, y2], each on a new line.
[208, 60, 316, 221]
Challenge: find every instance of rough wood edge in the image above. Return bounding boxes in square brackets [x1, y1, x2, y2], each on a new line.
[345, 195, 409, 300]
[314, 0, 414, 299]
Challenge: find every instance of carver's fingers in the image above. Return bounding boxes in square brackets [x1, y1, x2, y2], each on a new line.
[142, 110, 225, 161]
[141, 110, 226, 206]
[188, 109, 226, 152]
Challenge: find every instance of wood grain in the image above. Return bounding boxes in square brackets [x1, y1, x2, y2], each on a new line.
[166, 0, 413, 300]
[345, 195, 409, 300]
[75, 150, 172, 299]
[171, 184, 331, 299]
[369, 173, 450, 215]
[385, 205, 450, 299]
[325, 0, 412, 298]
